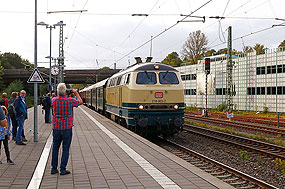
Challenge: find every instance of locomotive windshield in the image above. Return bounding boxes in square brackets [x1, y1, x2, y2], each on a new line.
[159, 72, 179, 84]
[136, 71, 157, 84]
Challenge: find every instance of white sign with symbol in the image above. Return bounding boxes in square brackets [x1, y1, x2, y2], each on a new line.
[27, 69, 45, 83]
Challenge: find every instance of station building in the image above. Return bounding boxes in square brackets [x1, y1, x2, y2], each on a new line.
[177, 48, 285, 112]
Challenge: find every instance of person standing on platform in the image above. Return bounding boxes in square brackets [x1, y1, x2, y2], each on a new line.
[43, 93, 52, 123]
[14, 90, 28, 145]
[51, 83, 83, 175]
[0, 106, 14, 165]
[8, 92, 25, 141]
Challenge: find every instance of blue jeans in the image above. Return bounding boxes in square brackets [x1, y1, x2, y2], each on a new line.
[51, 128, 72, 173]
[16, 116, 25, 143]
[45, 108, 50, 123]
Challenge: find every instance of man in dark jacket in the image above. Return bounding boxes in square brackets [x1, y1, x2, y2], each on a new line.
[43, 93, 52, 123]
[14, 90, 28, 145]
[8, 92, 26, 141]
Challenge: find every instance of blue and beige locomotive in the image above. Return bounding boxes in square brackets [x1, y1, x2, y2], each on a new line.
[81, 57, 184, 137]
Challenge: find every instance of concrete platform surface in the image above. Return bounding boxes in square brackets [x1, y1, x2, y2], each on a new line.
[0, 106, 233, 189]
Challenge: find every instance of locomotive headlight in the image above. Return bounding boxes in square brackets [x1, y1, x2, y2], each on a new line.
[138, 105, 144, 110]
[154, 65, 159, 70]
[173, 104, 179, 110]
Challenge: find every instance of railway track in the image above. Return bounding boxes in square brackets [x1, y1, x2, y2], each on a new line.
[158, 137, 278, 189]
[185, 114, 285, 137]
[186, 111, 285, 127]
[183, 123, 285, 160]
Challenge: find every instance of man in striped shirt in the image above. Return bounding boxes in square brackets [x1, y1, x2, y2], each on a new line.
[51, 83, 83, 175]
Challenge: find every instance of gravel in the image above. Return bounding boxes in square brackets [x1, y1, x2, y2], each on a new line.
[168, 130, 285, 188]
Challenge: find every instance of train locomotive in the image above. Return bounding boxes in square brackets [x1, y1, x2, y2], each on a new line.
[80, 58, 184, 137]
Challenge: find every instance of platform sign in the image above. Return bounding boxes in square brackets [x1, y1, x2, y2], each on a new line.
[27, 69, 45, 83]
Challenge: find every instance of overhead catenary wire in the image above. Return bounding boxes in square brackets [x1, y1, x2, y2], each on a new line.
[113, 0, 213, 65]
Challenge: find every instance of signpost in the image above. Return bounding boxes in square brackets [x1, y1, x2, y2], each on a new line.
[27, 68, 45, 142]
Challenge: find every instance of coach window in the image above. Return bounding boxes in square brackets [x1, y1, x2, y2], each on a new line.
[125, 74, 130, 84]
[136, 72, 157, 84]
[117, 76, 122, 86]
[159, 72, 179, 84]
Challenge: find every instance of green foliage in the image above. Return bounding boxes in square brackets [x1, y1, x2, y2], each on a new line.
[0, 63, 4, 89]
[216, 102, 227, 112]
[240, 150, 249, 160]
[243, 46, 253, 54]
[253, 43, 265, 55]
[263, 103, 268, 113]
[161, 52, 182, 67]
[257, 156, 263, 165]
[255, 105, 258, 112]
[272, 158, 285, 172]
[1, 80, 24, 98]
[181, 30, 208, 64]
[0, 52, 31, 69]
[100, 66, 110, 70]
[217, 48, 227, 55]
[278, 40, 285, 49]
[205, 49, 216, 57]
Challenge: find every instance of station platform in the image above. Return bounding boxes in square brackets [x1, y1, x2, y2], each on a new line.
[0, 106, 233, 189]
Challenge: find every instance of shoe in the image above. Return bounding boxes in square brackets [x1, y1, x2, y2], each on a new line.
[22, 138, 27, 142]
[15, 141, 26, 145]
[7, 159, 14, 165]
[51, 169, 59, 174]
[60, 170, 71, 175]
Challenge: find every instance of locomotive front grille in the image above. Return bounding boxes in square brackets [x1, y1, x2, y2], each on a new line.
[149, 105, 168, 109]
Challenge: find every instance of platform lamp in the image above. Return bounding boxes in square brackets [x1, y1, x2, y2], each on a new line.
[38, 21, 66, 92]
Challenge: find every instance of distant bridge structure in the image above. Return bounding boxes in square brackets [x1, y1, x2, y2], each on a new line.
[3, 68, 120, 85]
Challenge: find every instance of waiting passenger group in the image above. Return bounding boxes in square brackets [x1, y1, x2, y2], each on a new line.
[0, 85, 82, 174]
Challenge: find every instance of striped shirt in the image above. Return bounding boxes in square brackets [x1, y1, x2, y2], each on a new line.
[52, 96, 80, 130]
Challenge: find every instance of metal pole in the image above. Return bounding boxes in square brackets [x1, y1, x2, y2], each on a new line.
[49, 27, 52, 93]
[226, 26, 233, 112]
[150, 36, 153, 57]
[205, 73, 208, 117]
[49, 26, 52, 122]
[34, 0, 38, 142]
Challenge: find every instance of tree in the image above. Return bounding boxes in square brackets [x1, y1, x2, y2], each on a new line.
[205, 49, 216, 57]
[253, 43, 265, 55]
[278, 40, 285, 49]
[216, 48, 227, 55]
[0, 63, 4, 89]
[161, 52, 182, 67]
[100, 66, 110, 70]
[243, 46, 253, 54]
[0, 52, 31, 69]
[181, 30, 208, 64]
[2, 80, 24, 97]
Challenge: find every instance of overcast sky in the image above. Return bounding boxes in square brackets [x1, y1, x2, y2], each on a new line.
[0, 0, 284, 69]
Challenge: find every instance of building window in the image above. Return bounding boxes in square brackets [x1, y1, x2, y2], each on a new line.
[256, 67, 261, 75]
[277, 86, 282, 94]
[278, 65, 283, 73]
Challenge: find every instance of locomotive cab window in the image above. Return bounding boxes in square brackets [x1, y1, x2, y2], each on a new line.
[159, 72, 179, 84]
[136, 72, 157, 84]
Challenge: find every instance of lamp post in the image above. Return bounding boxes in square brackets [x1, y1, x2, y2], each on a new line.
[38, 21, 65, 93]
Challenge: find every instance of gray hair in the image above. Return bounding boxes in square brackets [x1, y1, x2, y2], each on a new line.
[57, 83, 66, 96]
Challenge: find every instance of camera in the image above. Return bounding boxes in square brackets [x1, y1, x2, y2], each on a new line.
[66, 89, 73, 95]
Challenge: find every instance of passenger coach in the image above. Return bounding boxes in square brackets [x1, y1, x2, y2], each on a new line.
[81, 58, 184, 137]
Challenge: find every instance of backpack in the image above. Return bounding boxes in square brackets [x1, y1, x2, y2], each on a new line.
[0, 99, 4, 106]
[8, 102, 15, 115]
[42, 98, 48, 108]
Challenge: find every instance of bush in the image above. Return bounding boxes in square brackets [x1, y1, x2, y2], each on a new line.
[216, 102, 227, 112]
